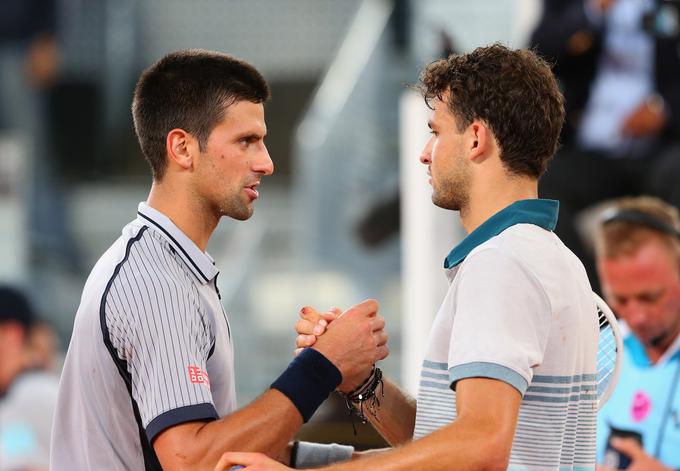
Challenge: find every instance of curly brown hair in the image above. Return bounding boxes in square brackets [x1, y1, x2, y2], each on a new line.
[418, 43, 565, 178]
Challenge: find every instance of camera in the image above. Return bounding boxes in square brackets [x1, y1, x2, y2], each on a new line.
[602, 425, 644, 470]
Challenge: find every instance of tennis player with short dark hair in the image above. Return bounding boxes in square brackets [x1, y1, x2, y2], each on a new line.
[216, 44, 600, 471]
[49, 49, 388, 471]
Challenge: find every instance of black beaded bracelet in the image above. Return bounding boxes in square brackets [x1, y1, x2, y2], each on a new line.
[342, 365, 376, 398]
[339, 366, 384, 426]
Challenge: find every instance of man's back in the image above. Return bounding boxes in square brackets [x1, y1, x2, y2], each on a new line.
[51, 229, 145, 469]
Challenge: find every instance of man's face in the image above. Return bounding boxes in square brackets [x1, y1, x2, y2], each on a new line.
[598, 239, 680, 349]
[194, 100, 273, 221]
[419, 94, 470, 211]
[0, 322, 26, 391]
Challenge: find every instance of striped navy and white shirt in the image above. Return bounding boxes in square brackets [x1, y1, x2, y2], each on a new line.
[50, 202, 235, 471]
[414, 200, 599, 470]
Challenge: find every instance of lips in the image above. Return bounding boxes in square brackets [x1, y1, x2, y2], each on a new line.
[244, 182, 260, 200]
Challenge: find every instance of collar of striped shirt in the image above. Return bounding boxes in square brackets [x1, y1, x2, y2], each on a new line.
[444, 198, 559, 269]
[136, 202, 219, 284]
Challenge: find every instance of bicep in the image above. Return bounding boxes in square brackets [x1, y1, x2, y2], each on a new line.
[454, 378, 522, 447]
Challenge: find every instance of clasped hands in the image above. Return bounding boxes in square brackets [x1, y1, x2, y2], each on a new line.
[214, 300, 389, 471]
[295, 299, 389, 393]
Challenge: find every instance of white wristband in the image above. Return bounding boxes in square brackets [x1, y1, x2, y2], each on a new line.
[294, 441, 354, 469]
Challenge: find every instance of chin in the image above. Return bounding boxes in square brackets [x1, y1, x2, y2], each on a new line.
[230, 208, 253, 221]
[432, 194, 460, 211]
[219, 201, 253, 221]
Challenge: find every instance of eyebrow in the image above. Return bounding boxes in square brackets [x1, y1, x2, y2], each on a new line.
[235, 131, 266, 141]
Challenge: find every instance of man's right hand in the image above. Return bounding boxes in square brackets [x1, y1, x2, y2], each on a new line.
[295, 300, 388, 393]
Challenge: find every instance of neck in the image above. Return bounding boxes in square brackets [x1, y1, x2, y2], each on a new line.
[147, 180, 219, 251]
[460, 173, 539, 234]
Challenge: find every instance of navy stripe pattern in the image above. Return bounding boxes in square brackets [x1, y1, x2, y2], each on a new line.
[415, 361, 597, 470]
[104, 228, 216, 431]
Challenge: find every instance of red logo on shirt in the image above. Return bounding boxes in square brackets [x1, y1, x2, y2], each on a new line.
[188, 366, 210, 388]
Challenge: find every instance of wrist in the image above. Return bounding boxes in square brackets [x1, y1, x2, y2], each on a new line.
[271, 348, 341, 422]
[339, 365, 376, 395]
[339, 366, 384, 423]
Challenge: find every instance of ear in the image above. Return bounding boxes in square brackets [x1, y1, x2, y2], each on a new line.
[166, 129, 198, 171]
[466, 121, 492, 163]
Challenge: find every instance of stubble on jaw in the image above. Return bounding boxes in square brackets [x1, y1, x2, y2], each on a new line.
[217, 194, 252, 221]
[431, 154, 471, 212]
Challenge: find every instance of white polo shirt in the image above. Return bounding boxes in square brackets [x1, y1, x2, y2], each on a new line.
[50, 203, 235, 471]
[414, 199, 599, 470]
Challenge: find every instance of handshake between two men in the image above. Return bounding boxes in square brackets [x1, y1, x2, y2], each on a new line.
[294, 299, 389, 394]
[214, 299, 396, 471]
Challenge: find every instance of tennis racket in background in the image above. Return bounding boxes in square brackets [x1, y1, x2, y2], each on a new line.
[594, 292, 623, 409]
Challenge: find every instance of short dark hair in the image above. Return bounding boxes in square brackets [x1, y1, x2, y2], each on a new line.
[132, 49, 270, 180]
[0, 285, 35, 330]
[419, 43, 565, 178]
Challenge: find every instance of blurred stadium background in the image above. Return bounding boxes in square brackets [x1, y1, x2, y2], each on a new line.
[0, 0, 542, 447]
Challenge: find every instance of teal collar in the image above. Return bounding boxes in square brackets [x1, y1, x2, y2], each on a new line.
[625, 331, 680, 368]
[444, 199, 559, 269]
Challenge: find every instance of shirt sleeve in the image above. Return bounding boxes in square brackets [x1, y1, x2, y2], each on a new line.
[448, 248, 552, 396]
[104, 253, 218, 443]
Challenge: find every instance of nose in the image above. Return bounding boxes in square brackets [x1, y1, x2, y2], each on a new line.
[253, 143, 274, 176]
[619, 301, 647, 330]
[420, 137, 433, 165]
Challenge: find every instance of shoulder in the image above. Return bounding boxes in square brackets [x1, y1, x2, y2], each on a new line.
[466, 224, 584, 288]
[462, 231, 538, 278]
[102, 228, 204, 325]
[107, 226, 196, 292]
[457, 233, 552, 310]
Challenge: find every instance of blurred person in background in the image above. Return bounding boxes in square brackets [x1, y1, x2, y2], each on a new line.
[531, 0, 680, 291]
[0, 0, 80, 274]
[215, 44, 600, 471]
[50, 49, 388, 471]
[594, 196, 680, 470]
[25, 321, 61, 373]
[0, 285, 59, 471]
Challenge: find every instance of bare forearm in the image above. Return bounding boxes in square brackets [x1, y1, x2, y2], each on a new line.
[319, 414, 510, 471]
[360, 378, 416, 446]
[157, 389, 301, 469]
[200, 389, 301, 453]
